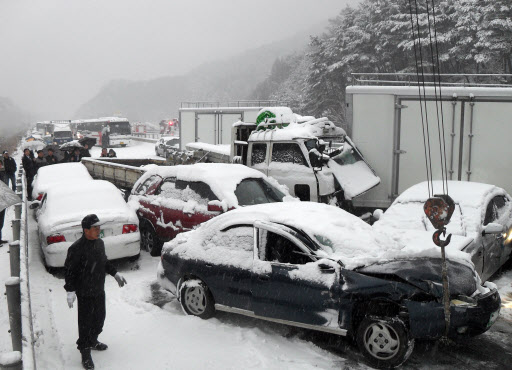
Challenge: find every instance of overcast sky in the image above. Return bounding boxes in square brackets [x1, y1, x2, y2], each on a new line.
[0, 0, 357, 120]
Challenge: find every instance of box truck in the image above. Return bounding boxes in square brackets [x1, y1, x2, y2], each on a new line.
[346, 77, 512, 209]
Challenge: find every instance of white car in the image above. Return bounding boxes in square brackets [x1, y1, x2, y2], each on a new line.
[32, 162, 93, 201]
[373, 181, 512, 281]
[36, 180, 140, 268]
[155, 136, 180, 157]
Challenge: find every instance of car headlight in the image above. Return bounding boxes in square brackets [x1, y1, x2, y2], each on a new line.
[503, 227, 512, 243]
[451, 295, 477, 307]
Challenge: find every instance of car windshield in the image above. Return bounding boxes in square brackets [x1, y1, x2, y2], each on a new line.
[166, 139, 179, 146]
[235, 178, 285, 206]
[54, 131, 72, 138]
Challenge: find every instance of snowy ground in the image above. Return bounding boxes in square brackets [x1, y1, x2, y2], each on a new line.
[1, 139, 512, 369]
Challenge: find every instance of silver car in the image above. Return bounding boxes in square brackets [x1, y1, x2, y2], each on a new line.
[155, 136, 180, 158]
[373, 181, 512, 282]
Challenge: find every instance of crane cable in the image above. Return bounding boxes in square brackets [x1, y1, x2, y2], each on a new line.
[408, 0, 453, 341]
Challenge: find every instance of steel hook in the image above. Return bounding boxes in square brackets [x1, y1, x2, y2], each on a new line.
[433, 228, 452, 247]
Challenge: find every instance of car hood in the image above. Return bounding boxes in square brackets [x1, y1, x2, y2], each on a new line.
[356, 258, 478, 298]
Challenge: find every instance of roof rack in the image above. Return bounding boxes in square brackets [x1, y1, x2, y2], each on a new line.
[180, 100, 288, 108]
[350, 73, 512, 88]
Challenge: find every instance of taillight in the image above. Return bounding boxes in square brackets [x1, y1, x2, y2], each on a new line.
[36, 193, 43, 201]
[122, 224, 138, 234]
[47, 234, 66, 245]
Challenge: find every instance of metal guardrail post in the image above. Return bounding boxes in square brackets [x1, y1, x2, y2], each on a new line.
[8, 242, 20, 277]
[11, 220, 20, 242]
[14, 204, 21, 220]
[15, 182, 21, 192]
[5, 278, 22, 352]
[0, 351, 22, 370]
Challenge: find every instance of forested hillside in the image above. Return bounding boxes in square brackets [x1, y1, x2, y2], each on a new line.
[252, 0, 512, 128]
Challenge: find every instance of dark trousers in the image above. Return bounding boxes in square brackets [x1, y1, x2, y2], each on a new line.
[76, 293, 106, 351]
[26, 175, 34, 200]
[0, 209, 5, 241]
[5, 173, 16, 191]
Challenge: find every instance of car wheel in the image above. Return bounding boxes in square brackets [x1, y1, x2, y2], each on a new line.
[179, 279, 215, 319]
[356, 316, 414, 369]
[140, 222, 163, 256]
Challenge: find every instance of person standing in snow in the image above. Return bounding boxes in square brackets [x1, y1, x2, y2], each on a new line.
[101, 126, 110, 149]
[100, 148, 108, 157]
[69, 148, 82, 162]
[81, 143, 91, 158]
[64, 214, 127, 370]
[22, 148, 36, 200]
[3, 151, 17, 191]
[34, 150, 48, 173]
[45, 148, 59, 165]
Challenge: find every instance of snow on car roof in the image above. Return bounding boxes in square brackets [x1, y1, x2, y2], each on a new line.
[40, 180, 136, 230]
[175, 202, 473, 270]
[249, 118, 346, 142]
[33, 163, 94, 197]
[394, 181, 506, 209]
[137, 163, 271, 208]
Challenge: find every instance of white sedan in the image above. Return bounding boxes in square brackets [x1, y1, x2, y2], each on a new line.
[32, 162, 93, 201]
[373, 181, 512, 281]
[36, 180, 140, 268]
[155, 136, 180, 157]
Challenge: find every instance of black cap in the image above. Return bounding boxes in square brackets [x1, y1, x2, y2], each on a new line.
[81, 214, 102, 229]
[2, 150, 8, 154]
[37, 150, 43, 154]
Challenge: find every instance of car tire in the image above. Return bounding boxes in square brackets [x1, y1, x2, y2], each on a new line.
[179, 279, 215, 319]
[140, 221, 163, 257]
[356, 316, 414, 369]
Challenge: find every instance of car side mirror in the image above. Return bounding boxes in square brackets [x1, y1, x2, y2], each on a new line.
[29, 201, 41, 209]
[207, 202, 224, 213]
[482, 223, 504, 236]
[372, 209, 383, 221]
[318, 263, 335, 273]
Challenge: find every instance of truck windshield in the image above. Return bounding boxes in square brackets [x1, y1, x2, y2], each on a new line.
[108, 122, 131, 135]
[235, 178, 285, 206]
[330, 142, 363, 166]
[54, 131, 72, 138]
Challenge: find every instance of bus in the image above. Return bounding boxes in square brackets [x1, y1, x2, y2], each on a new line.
[74, 117, 132, 147]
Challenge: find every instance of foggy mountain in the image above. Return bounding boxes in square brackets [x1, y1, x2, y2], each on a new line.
[0, 97, 31, 137]
[75, 24, 326, 122]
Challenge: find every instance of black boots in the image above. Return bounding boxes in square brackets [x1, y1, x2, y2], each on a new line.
[91, 341, 108, 351]
[81, 349, 94, 369]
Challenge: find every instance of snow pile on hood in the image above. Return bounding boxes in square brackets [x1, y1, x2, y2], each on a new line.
[133, 163, 292, 209]
[375, 181, 512, 237]
[39, 180, 137, 231]
[32, 162, 93, 197]
[165, 202, 473, 270]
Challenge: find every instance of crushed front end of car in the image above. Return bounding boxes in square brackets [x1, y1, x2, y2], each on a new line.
[351, 258, 501, 340]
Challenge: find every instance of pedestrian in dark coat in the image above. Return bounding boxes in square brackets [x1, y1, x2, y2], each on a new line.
[34, 150, 48, 173]
[81, 143, 91, 158]
[22, 148, 36, 200]
[64, 214, 127, 370]
[46, 148, 59, 165]
[69, 148, 81, 162]
[2, 151, 17, 191]
[100, 148, 108, 158]
[108, 149, 117, 158]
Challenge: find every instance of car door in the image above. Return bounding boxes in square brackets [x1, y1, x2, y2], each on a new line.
[133, 175, 163, 230]
[251, 223, 342, 329]
[267, 141, 318, 202]
[177, 180, 222, 230]
[481, 197, 506, 280]
[195, 225, 254, 310]
[153, 177, 185, 240]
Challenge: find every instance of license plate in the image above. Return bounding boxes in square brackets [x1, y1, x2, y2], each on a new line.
[487, 309, 500, 328]
[99, 230, 105, 238]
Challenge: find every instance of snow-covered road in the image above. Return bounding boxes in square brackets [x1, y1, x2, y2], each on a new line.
[1, 139, 512, 369]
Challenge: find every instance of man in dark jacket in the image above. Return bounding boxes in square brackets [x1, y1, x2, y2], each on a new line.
[69, 148, 81, 162]
[2, 151, 17, 191]
[34, 150, 48, 173]
[81, 143, 91, 158]
[46, 148, 59, 165]
[64, 214, 127, 370]
[22, 148, 36, 200]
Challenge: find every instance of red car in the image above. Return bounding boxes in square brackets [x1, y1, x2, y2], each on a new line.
[128, 163, 292, 255]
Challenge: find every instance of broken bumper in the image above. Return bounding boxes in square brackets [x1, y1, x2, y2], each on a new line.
[406, 289, 501, 339]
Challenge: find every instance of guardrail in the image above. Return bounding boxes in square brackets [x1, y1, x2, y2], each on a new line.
[1, 169, 36, 370]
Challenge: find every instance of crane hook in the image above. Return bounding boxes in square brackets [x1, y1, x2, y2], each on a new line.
[433, 228, 452, 248]
[424, 194, 455, 247]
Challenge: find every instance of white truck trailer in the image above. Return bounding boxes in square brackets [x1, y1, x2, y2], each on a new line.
[346, 78, 512, 209]
[178, 101, 284, 149]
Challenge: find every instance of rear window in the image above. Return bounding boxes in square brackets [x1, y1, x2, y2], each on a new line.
[235, 178, 285, 206]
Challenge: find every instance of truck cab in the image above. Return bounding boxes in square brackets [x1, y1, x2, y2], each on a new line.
[233, 110, 381, 211]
